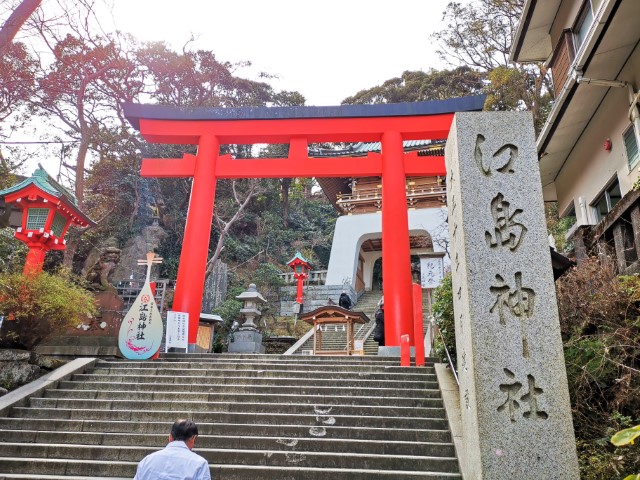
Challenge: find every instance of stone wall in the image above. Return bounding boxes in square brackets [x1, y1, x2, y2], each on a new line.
[279, 284, 357, 317]
[0, 349, 66, 394]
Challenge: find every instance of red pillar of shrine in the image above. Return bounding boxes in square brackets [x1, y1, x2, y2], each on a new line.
[171, 134, 219, 346]
[381, 131, 414, 347]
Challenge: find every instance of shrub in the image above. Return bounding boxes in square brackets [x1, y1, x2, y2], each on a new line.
[0, 270, 98, 349]
[556, 259, 640, 438]
[556, 258, 640, 478]
[611, 423, 640, 480]
[432, 273, 456, 368]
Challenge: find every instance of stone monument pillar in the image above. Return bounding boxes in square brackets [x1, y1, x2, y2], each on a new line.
[445, 112, 579, 479]
[228, 283, 266, 354]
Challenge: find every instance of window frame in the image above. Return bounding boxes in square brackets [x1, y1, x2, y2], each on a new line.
[623, 123, 640, 171]
[572, 0, 594, 54]
[591, 176, 622, 223]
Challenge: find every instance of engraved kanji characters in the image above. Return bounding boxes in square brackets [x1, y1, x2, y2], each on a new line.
[497, 368, 548, 422]
[475, 134, 519, 176]
[485, 193, 527, 251]
[490, 272, 535, 357]
[489, 272, 535, 325]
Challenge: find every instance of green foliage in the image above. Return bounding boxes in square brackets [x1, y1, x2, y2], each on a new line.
[342, 67, 485, 105]
[545, 202, 575, 254]
[0, 228, 27, 274]
[432, 274, 456, 368]
[0, 270, 98, 349]
[431, 0, 553, 131]
[611, 424, 640, 480]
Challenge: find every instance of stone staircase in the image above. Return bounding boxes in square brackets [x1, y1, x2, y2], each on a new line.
[295, 290, 382, 355]
[293, 290, 433, 356]
[0, 353, 460, 479]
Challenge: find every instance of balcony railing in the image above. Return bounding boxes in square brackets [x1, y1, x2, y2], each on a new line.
[336, 185, 447, 214]
[278, 270, 328, 285]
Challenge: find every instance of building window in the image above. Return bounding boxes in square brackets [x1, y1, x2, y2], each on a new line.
[562, 205, 577, 231]
[592, 178, 622, 222]
[623, 124, 639, 170]
[574, 1, 594, 52]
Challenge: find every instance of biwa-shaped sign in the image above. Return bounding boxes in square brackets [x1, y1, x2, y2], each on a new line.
[118, 252, 164, 359]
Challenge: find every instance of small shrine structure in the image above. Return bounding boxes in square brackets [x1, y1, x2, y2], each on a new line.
[0, 165, 94, 274]
[287, 251, 312, 305]
[300, 306, 370, 356]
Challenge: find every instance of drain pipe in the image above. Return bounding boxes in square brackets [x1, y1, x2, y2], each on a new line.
[628, 84, 640, 148]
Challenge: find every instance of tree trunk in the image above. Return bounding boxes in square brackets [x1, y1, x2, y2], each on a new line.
[0, 0, 42, 57]
[281, 178, 291, 227]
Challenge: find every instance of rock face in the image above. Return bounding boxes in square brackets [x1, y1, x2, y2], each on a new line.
[112, 225, 168, 281]
[85, 246, 122, 291]
[0, 349, 67, 392]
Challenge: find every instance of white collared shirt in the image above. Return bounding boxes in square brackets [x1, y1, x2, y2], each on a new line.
[133, 440, 211, 480]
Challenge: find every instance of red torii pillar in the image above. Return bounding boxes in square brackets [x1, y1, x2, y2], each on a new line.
[124, 98, 485, 350]
[381, 131, 414, 345]
[171, 134, 219, 340]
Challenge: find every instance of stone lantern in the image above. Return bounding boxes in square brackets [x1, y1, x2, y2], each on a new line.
[228, 283, 267, 353]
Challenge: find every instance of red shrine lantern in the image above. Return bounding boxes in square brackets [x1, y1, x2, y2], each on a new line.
[0, 165, 94, 275]
[287, 251, 312, 305]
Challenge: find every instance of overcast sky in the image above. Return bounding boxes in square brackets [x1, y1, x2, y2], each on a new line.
[111, 0, 457, 106]
[4, 0, 464, 176]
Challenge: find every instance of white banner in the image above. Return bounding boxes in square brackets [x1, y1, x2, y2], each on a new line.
[420, 257, 444, 289]
[166, 311, 189, 351]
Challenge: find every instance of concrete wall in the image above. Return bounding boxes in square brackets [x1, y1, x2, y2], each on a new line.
[279, 284, 357, 317]
[325, 208, 449, 289]
[556, 48, 640, 223]
[550, 0, 582, 47]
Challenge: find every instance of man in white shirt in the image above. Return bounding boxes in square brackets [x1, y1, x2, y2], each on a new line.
[133, 419, 211, 480]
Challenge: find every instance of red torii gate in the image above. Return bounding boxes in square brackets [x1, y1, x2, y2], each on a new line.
[124, 97, 484, 351]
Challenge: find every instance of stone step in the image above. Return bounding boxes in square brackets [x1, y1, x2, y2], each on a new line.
[64, 372, 437, 388]
[0, 445, 460, 472]
[87, 366, 436, 379]
[95, 357, 435, 367]
[71, 374, 439, 391]
[0, 459, 462, 479]
[159, 353, 440, 363]
[25, 398, 448, 419]
[0, 429, 455, 456]
[89, 363, 436, 374]
[10, 407, 450, 429]
[0, 419, 452, 442]
[43, 389, 444, 408]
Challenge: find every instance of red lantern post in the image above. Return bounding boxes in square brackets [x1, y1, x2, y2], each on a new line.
[287, 251, 312, 305]
[0, 166, 94, 275]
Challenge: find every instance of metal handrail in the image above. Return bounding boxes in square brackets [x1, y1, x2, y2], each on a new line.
[436, 325, 459, 386]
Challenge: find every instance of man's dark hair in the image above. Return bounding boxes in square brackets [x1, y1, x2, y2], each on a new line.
[171, 419, 198, 441]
